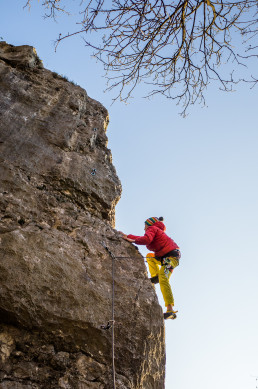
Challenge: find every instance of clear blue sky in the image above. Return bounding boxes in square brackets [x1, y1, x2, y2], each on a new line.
[1, 2, 258, 388]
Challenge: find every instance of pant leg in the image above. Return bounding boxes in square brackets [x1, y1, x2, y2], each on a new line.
[146, 253, 161, 278]
[159, 257, 179, 307]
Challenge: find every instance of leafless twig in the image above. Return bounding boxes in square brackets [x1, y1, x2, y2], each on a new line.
[25, 0, 258, 115]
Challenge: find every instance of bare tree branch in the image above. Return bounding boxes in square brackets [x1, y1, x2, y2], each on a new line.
[25, 0, 258, 114]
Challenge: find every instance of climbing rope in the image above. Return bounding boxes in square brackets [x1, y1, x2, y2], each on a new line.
[99, 246, 154, 389]
[115, 256, 148, 262]
[102, 242, 116, 389]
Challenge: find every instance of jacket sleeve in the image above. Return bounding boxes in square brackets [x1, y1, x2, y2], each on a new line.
[128, 227, 156, 245]
[127, 234, 141, 240]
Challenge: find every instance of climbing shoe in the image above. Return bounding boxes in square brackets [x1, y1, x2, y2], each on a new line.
[150, 276, 159, 284]
[164, 311, 177, 320]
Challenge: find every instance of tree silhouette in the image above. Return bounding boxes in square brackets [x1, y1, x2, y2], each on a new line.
[25, 0, 258, 114]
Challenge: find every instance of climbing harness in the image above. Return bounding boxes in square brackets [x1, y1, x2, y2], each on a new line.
[162, 257, 174, 276]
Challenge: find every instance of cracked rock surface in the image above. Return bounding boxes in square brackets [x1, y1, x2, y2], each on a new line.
[0, 41, 165, 389]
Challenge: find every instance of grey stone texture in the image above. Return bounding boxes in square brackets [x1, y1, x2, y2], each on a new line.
[0, 42, 165, 388]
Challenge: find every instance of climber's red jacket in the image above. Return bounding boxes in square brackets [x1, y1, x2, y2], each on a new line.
[127, 221, 179, 257]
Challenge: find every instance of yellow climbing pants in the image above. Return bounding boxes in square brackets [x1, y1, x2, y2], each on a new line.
[147, 253, 179, 307]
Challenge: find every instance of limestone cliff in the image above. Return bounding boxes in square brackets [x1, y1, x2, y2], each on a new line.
[0, 42, 165, 389]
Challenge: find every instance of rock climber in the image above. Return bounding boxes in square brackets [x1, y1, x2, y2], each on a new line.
[120, 217, 180, 320]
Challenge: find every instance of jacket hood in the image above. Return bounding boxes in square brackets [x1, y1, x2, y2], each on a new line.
[152, 221, 166, 231]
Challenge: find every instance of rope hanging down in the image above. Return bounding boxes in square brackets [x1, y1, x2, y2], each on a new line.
[100, 245, 151, 388]
[114, 256, 148, 262]
[102, 242, 116, 389]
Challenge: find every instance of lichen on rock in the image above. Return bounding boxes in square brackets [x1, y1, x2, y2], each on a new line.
[0, 42, 165, 389]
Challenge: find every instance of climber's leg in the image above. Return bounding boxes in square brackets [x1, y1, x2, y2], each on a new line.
[146, 253, 160, 278]
[159, 257, 179, 310]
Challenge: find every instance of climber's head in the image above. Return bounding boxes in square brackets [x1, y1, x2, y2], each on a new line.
[144, 217, 165, 231]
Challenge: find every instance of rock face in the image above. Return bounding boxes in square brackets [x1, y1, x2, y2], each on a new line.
[0, 42, 165, 388]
